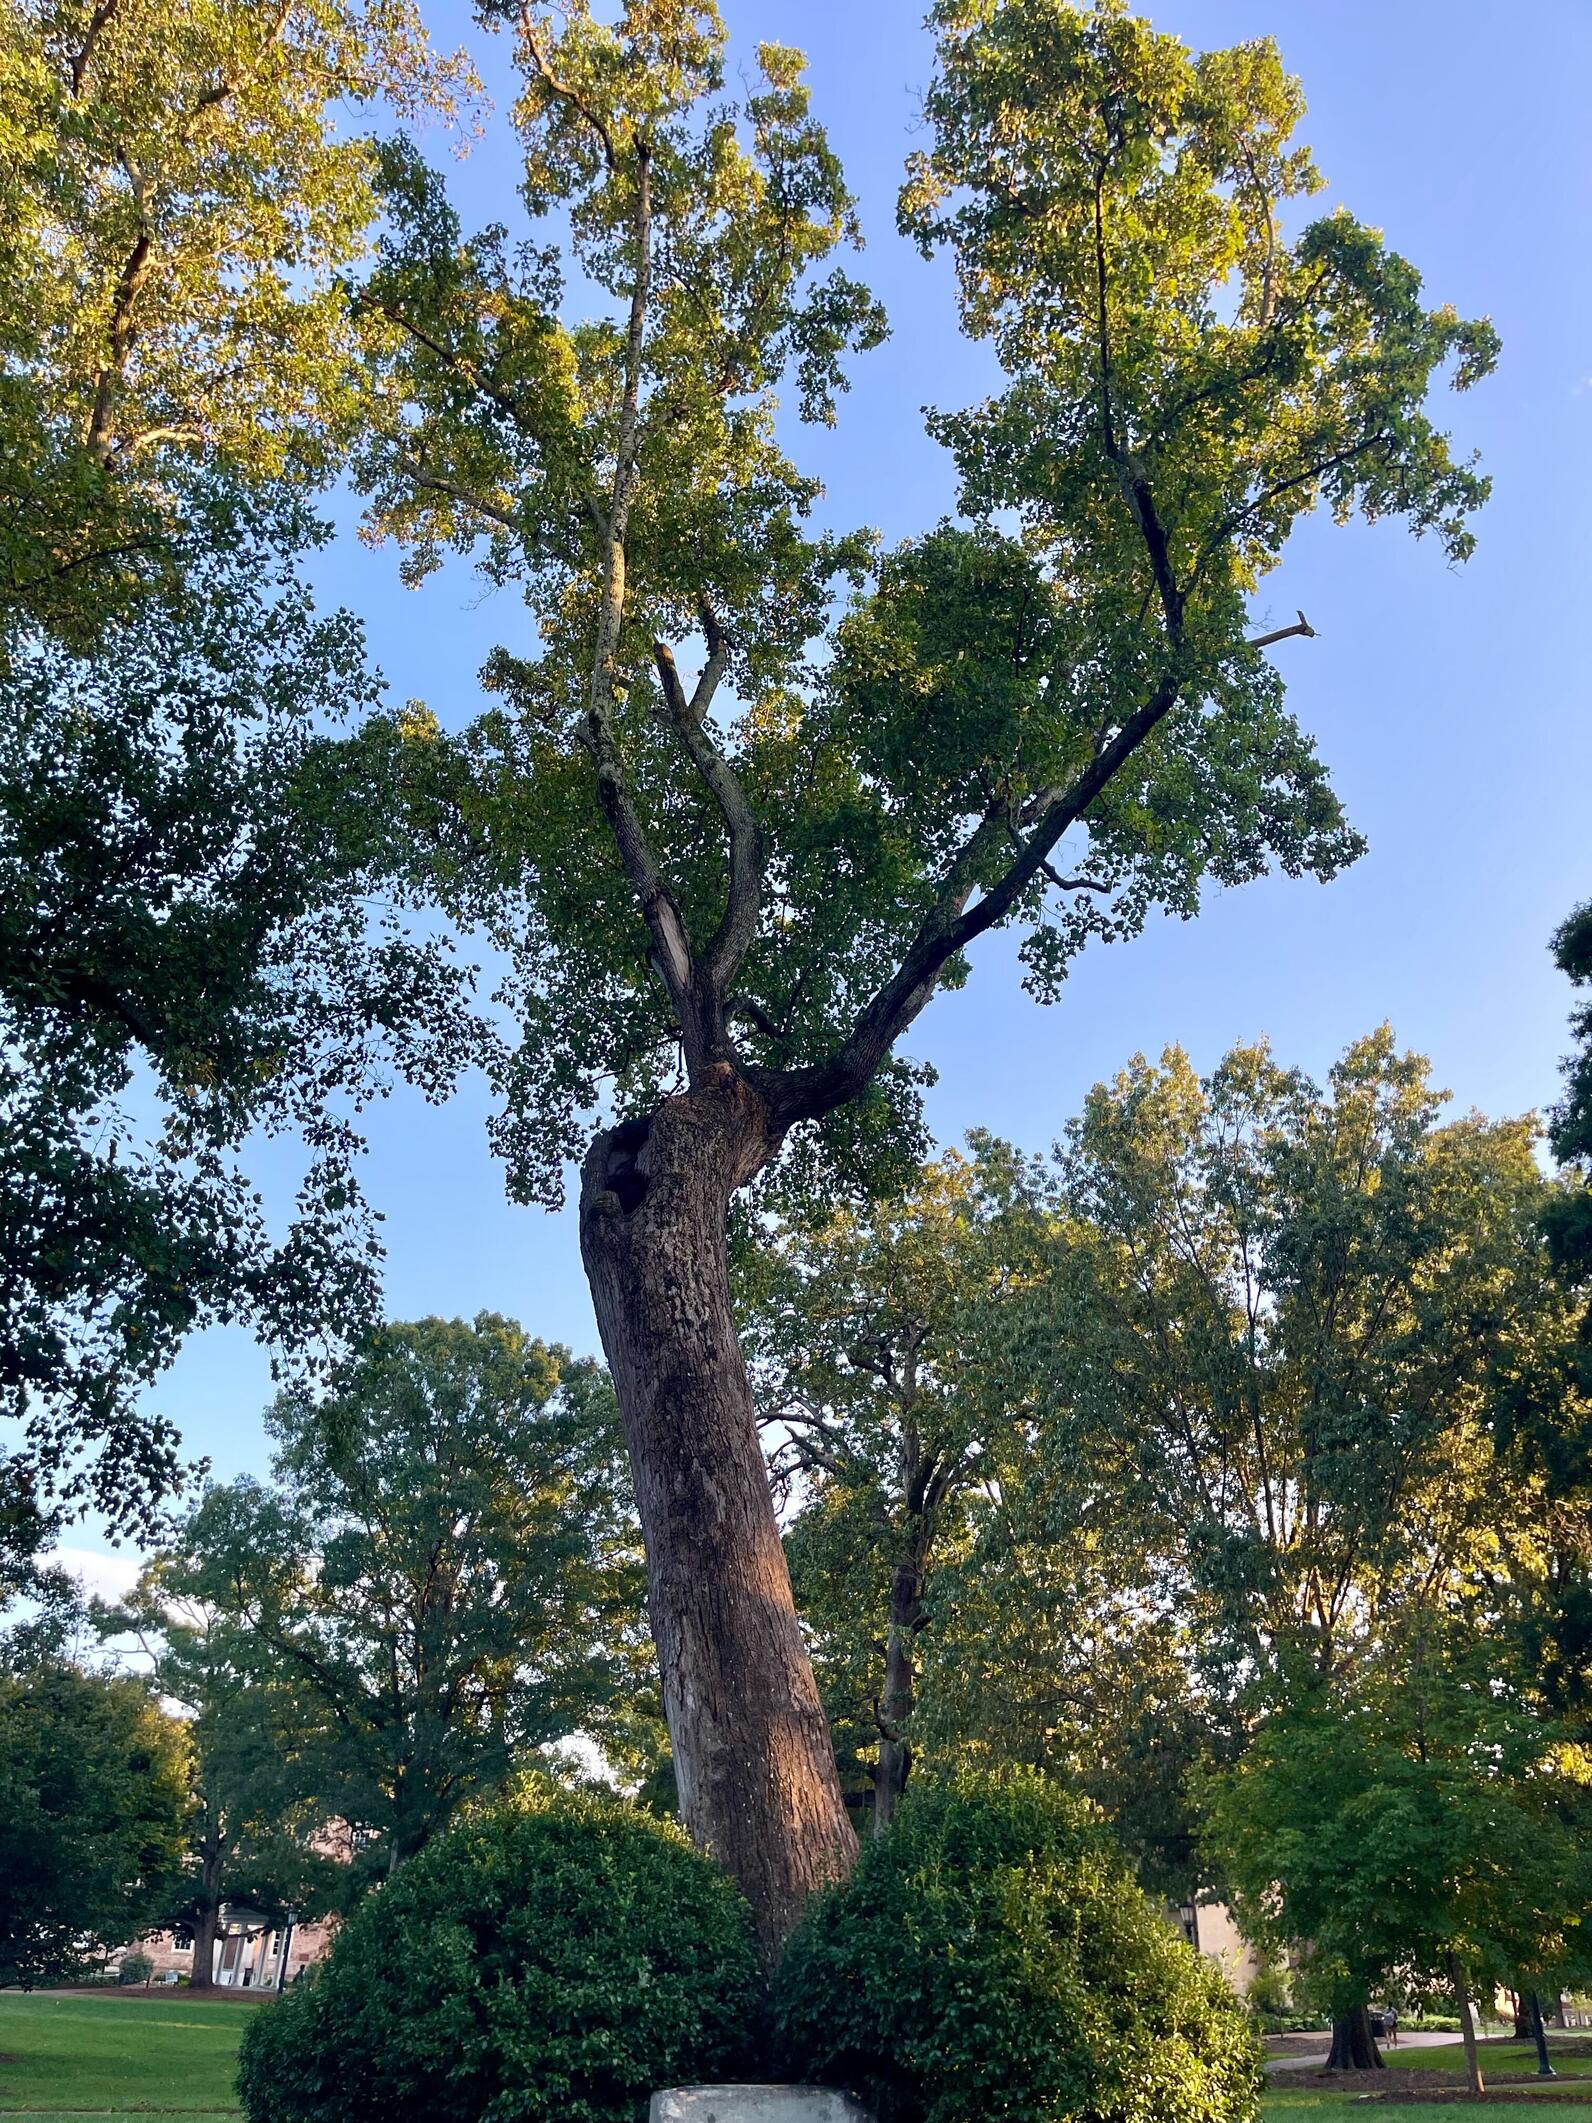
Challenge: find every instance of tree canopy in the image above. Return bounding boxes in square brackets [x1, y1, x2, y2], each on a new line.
[355, 0, 1495, 1203]
[1017, 1030, 1576, 1703]
[0, 1654, 190, 1987]
[0, 0, 462, 642]
[0, 505, 481, 1551]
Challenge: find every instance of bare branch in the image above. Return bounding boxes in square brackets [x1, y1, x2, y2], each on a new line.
[1041, 862, 1113, 895]
[1246, 609, 1316, 652]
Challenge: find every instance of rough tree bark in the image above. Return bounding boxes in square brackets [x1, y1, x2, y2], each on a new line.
[1324, 2007, 1384, 2071]
[185, 1833, 224, 1992]
[580, 1066, 858, 1948]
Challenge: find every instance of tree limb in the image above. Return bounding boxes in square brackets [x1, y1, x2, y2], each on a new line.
[519, 11, 619, 172]
[771, 673, 1183, 1124]
[651, 612, 766, 996]
[1246, 610, 1316, 651]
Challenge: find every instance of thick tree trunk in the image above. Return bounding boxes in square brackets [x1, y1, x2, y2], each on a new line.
[1453, 1957, 1485, 2096]
[185, 1834, 225, 1992]
[1324, 2007, 1384, 2071]
[187, 1898, 220, 1993]
[580, 1067, 858, 1949]
[874, 1558, 921, 1832]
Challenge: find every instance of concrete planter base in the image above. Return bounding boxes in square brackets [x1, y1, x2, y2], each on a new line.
[650, 2089, 874, 2123]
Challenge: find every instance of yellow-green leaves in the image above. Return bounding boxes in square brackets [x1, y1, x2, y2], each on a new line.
[905, 0, 1497, 637]
[1, 0, 470, 647]
[7, 0, 464, 475]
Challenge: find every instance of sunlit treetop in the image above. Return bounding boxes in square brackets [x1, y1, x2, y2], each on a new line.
[0, 0, 468, 639]
[346, 0, 1497, 1206]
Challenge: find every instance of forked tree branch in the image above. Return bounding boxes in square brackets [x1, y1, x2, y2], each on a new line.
[651, 608, 766, 996]
[770, 673, 1185, 1124]
[1247, 610, 1316, 650]
[519, 11, 619, 172]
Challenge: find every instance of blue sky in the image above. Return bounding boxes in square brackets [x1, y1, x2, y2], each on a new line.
[61, 0, 1592, 1591]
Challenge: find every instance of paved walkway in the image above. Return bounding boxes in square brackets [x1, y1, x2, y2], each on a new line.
[1267, 2031, 1462, 2072]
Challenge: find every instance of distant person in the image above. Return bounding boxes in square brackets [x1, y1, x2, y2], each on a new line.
[1385, 2005, 1400, 2046]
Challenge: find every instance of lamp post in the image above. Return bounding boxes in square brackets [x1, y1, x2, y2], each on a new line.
[276, 1913, 296, 1993]
[1529, 1991, 1557, 2079]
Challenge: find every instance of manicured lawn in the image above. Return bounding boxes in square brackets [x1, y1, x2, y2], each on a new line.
[1267, 2094, 1592, 2123]
[1384, 2040, 1592, 2080]
[0, 1990, 266, 2115]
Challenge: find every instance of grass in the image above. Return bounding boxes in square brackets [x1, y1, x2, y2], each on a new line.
[2, 1991, 1586, 2123]
[0, 1990, 266, 2115]
[1267, 2095, 1592, 2123]
[1385, 2043, 1592, 2081]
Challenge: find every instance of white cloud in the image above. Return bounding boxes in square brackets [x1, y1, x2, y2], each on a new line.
[47, 1543, 143, 1605]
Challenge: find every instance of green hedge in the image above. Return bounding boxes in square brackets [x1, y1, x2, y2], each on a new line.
[774, 1769, 1264, 2123]
[236, 1782, 761, 2123]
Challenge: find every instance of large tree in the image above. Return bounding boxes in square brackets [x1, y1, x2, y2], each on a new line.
[166, 1315, 645, 1875]
[347, 0, 1497, 1940]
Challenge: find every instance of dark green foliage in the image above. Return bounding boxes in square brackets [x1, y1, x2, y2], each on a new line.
[1540, 904, 1592, 1482]
[773, 1770, 1263, 2123]
[1550, 904, 1592, 1185]
[169, 1316, 647, 1878]
[1204, 1625, 1592, 2020]
[0, 497, 483, 1549]
[235, 1782, 762, 2123]
[0, 1662, 190, 1989]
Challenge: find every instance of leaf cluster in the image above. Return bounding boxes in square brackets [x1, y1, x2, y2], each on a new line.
[0, 500, 484, 1545]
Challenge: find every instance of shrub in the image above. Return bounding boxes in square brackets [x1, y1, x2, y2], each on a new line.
[235, 1781, 762, 2123]
[1245, 1963, 1292, 2017]
[773, 1770, 1264, 2123]
[118, 1948, 154, 1985]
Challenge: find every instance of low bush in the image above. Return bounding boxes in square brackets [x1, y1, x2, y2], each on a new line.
[235, 1781, 762, 2123]
[1245, 1963, 1292, 2018]
[773, 1769, 1264, 2123]
[117, 1948, 154, 1985]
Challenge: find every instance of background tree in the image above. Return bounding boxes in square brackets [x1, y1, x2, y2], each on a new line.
[1021, 1031, 1573, 1702]
[745, 1138, 1208, 1887]
[1207, 1617, 1592, 2090]
[998, 1028, 1583, 2057]
[0, 1653, 190, 1988]
[104, 1568, 341, 1991]
[742, 1141, 1044, 1826]
[348, 0, 1495, 1939]
[1528, 902, 1592, 1486]
[166, 1314, 645, 1876]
